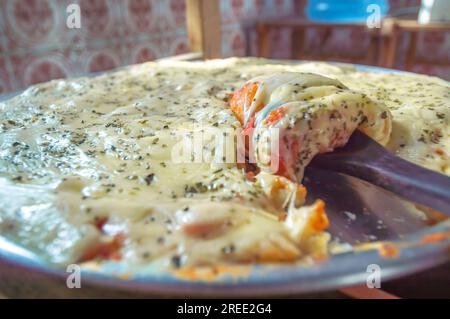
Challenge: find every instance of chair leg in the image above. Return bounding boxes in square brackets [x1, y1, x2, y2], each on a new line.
[291, 28, 305, 60]
[257, 23, 270, 58]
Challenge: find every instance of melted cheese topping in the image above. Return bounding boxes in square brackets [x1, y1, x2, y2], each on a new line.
[229, 72, 391, 180]
[0, 58, 449, 269]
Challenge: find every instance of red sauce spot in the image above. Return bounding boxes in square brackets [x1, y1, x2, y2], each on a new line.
[420, 231, 450, 244]
[379, 243, 400, 258]
[80, 233, 125, 262]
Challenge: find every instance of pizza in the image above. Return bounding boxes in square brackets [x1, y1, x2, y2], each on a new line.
[0, 58, 448, 270]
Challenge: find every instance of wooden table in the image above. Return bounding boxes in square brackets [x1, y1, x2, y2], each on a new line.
[257, 18, 383, 66]
[257, 18, 450, 70]
[383, 19, 450, 68]
[1, 262, 448, 298]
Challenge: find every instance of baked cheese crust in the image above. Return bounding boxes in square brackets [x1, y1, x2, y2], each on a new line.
[0, 58, 448, 269]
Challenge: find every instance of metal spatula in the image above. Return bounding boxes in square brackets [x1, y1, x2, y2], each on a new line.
[310, 130, 450, 215]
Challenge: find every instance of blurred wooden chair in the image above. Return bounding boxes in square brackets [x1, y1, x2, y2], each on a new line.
[382, 19, 450, 69]
[256, 16, 450, 70]
[257, 18, 384, 66]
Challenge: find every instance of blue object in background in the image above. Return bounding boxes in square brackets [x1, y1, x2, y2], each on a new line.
[306, 0, 389, 23]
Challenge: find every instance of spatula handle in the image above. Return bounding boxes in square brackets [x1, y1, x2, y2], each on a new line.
[311, 131, 450, 215]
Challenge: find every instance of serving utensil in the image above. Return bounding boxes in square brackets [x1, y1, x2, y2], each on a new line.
[310, 130, 450, 216]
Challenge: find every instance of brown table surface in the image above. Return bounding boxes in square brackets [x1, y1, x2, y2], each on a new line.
[1, 261, 448, 299]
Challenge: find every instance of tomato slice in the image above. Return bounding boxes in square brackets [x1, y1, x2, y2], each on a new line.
[80, 233, 125, 262]
[263, 105, 287, 126]
[229, 82, 261, 124]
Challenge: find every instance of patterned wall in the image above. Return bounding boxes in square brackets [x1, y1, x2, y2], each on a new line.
[0, 0, 449, 95]
[0, 0, 303, 94]
[0, 0, 191, 94]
